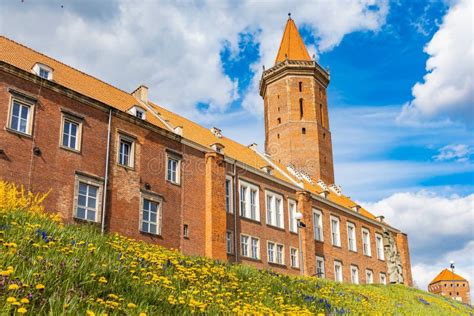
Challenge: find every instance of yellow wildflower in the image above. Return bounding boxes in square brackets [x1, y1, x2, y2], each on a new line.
[20, 298, 29, 304]
[6, 297, 16, 303]
[8, 284, 19, 290]
[98, 276, 107, 284]
[86, 311, 95, 316]
[127, 303, 137, 308]
[35, 283, 45, 290]
[17, 307, 27, 314]
[139, 313, 147, 316]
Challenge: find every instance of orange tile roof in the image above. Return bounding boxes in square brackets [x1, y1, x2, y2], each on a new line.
[0, 36, 168, 131]
[430, 269, 467, 284]
[275, 18, 312, 64]
[0, 35, 382, 224]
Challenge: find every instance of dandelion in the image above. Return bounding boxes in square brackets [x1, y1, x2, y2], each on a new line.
[98, 276, 107, 284]
[20, 298, 29, 304]
[17, 307, 27, 314]
[35, 283, 45, 290]
[8, 284, 20, 290]
[127, 303, 137, 308]
[139, 313, 147, 316]
[6, 297, 16, 304]
[86, 311, 95, 316]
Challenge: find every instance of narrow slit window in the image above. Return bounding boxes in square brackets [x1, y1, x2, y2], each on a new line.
[302, 128, 306, 134]
[298, 81, 302, 92]
[299, 99, 304, 120]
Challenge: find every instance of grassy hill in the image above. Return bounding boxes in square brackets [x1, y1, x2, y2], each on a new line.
[0, 181, 472, 315]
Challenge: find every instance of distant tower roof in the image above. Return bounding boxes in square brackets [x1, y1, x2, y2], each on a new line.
[429, 268, 467, 284]
[274, 15, 312, 64]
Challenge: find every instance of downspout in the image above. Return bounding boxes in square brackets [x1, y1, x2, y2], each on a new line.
[101, 108, 112, 234]
[233, 160, 239, 262]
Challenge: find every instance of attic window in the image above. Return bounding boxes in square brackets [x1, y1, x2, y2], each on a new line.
[33, 63, 53, 80]
[136, 108, 144, 119]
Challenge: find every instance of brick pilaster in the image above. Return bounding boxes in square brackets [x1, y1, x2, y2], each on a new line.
[204, 152, 227, 260]
[297, 190, 315, 276]
[396, 233, 413, 286]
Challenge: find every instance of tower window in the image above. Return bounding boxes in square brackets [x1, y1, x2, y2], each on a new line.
[319, 104, 324, 127]
[277, 134, 280, 139]
[277, 118, 281, 124]
[299, 81, 302, 92]
[299, 99, 304, 120]
[302, 128, 306, 134]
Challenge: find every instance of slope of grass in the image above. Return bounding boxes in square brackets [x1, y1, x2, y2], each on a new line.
[0, 181, 472, 315]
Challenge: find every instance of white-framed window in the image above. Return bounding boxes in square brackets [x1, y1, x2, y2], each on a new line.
[265, 191, 284, 228]
[316, 256, 325, 278]
[33, 63, 53, 80]
[313, 208, 324, 241]
[118, 134, 135, 168]
[241, 234, 259, 260]
[350, 265, 359, 284]
[239, 181, 260, 221]
[166, 153, 181, 184]
[183, 224, 189, 238]
[8, 99, 34, 135]
[60, 114, 82, 151]
[267, 241, 275, 263]
[380, 272, 387, 285]
[334, 261, 343, 282]
[288, 199, 297, 233]
[226, 231, 233, 254]
[267, 242, 284, 264]
[140, 193, 162, 235]
[376, 233, 384, 260]
[290, 247, 299, 268]
[225, 176, 233, 213]
[347, 222, 357, 252]
[136, 108, 144, 119]
[366, 269, 374, 284]
[73, 174, 103, 223]
[330, 216, 341, 247]
[362, 228, 371, 256]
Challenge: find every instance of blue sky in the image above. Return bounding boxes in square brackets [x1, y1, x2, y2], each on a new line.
[1, 0, 472, 296]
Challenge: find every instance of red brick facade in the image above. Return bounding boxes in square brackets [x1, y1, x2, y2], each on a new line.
[0, 30, 413, 286]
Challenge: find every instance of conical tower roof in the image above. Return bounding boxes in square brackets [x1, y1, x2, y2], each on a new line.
[275, 16, 312, 64]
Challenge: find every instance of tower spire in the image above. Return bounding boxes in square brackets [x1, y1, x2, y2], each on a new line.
[274, 16, 311, 64]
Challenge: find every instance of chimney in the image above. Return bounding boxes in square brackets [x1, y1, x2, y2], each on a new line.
[133, 85, 148, 103]
[352, 205, 361, 213]
[210, 127, 222, 138]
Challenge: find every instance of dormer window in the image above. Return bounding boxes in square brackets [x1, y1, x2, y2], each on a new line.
[136, 108, 144, 119]
[32, 63, 53, 80]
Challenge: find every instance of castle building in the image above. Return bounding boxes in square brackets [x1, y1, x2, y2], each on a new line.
[429, 269, 471, 304]
[0, 17, 412, 285]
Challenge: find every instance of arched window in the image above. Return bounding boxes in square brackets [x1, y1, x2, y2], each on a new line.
[299, 98, 304, 120]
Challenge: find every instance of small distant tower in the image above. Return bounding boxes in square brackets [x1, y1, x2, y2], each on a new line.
[428, 268, 471, 304]
[260, 15, 334, 184]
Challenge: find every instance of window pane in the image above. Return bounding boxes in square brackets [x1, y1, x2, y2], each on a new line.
[89, 186, 97, 198]
[76, 207, 86, 219]
[12, 102, 20, 117]
[78, 194, 86, 207]
[142, 222, 148, 232]
[150, 211, 157, 223]
[142, 210, 149, 221]
[149, 224, 157, 234]
[86, 210, 96, 221]
[20, 105, 29, 120]
[87, 197, 96, 209]
[150, 201, 157, 213]
[79, 183, 88, 195]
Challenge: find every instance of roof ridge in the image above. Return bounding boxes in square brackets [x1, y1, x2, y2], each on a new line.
[0, 35, 135, 100]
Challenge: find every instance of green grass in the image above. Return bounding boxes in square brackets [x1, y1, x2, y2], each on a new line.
[1, 205, 473, 315]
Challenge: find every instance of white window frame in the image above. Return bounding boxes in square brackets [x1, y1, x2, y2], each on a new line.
[240, 234, 249, 258]
[316, 256, 325, 278]
[139, 192, 163, 235]
[362, 228, 372, 257]
[267, 241, 275, 263]
[117, 133, 135, 168]
[366, 269, 374, 284]
[265, 190, 284, 229]
[350, 265, 359, 284]
[225, 176, 233, 214]
[380, 272, 387, 285]
[226, 231, 233, 254]
[376, 233, 385, 260]
[73, 174, 103, 223]
[288, 199, 297, 233]
[33, 63, 53, 80]
[7, 98, 34, 136]
[166, 152, 181, 184]
[334, 260, 343, 282]
[313, 208, 324, 241]
[60, 113, 83, 152]
[267, 241, 284, 265]
[330, 215, 341, 247]
[239, 180, 260, 221]
[290, 247, 299, 268]
[241, 234, 260, 260]
[347, 222, 357, 252]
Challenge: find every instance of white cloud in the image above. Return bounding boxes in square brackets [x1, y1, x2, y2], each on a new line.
[361, 191, 474, 299]
[0, 0, 389, 120]
[400, 0, 474, 122]
[434, 144, 472, 162]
